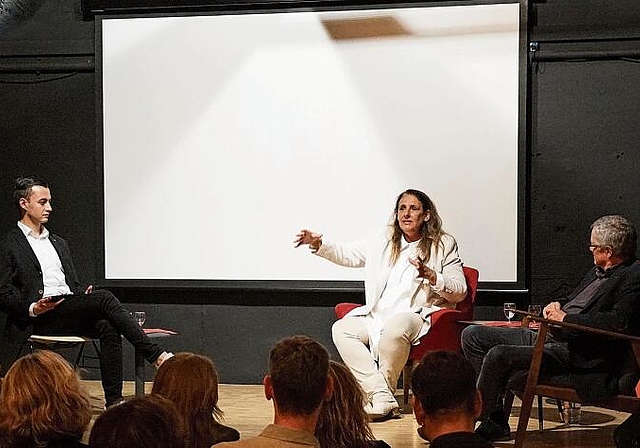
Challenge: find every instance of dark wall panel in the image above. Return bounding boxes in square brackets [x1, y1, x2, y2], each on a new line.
[529, 62, 640, 303]
[0, 72, 97, 283]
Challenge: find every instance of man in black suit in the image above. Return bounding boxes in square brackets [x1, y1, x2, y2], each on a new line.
[0, 176, 173, 408]
[462, 215, 640, 441]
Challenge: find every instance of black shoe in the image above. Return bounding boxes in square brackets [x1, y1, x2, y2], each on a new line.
[475, 418, 512, 442]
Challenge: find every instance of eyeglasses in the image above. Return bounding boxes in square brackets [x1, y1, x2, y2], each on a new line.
[589, 244, 609, 251]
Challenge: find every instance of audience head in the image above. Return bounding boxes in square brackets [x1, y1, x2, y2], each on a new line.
[0, 350, 91, 448]
[411, 351, 481, 440]
[265, 335, 331, 417]
[316, 360, 377, 447]
[591, 215, 637, 261]
[152, 352, 222, 419]
[152, 352, 236, 447]
[89, 394, 185, 448]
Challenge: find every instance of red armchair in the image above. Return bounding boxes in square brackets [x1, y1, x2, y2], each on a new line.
[334, 265, 479, 405]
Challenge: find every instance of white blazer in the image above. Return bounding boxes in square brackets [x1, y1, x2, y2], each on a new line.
[315, 227, 467, 320]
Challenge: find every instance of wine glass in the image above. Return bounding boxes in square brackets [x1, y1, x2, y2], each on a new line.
[503, 302, 516, 323]
[528, 304, 542, 316]
[133, 311, 146, 327]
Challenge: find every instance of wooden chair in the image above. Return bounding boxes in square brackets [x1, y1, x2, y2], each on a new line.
[507, 311, 640, 448]
[335, 265, 479, 405]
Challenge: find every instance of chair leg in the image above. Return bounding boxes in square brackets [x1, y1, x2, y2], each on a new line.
[514, 323, 550, 448]
[74, 342, 87, 369]
[537, 395, 544, 432]
[504, 390, 515, 417]
[557, 400, 564, 422]
[403, 363, 412, 406]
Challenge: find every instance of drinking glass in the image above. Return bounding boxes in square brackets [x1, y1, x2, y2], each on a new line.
[563, 402, 581, 425]
[503, 302, 516, 323]
[528, 304, 542, 316]
[133, 311, 146, 327]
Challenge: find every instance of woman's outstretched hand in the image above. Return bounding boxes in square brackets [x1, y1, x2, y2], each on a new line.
[294, 229, 323, 253]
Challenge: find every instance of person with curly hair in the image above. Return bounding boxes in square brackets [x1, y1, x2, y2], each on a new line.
[151, 352, 240, 446]
[316, 361, 390, 448]
[0, 350, 92, 448]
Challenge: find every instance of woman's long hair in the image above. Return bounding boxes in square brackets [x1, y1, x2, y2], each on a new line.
[389, 189, 445, 265]
[315, 361, 377, 448]
[0, 351, 91, 448]
[152, 352, 226, 448]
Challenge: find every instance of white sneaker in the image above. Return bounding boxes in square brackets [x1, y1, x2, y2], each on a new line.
[154, 351, 174, 369]
[365, 391, 400, 422]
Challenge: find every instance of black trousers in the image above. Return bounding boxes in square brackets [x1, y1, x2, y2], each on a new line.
[32, 289, 165, 405]
[461, 324, 570, 420]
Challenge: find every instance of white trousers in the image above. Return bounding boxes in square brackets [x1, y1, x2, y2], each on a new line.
[331, 312, 423, 397]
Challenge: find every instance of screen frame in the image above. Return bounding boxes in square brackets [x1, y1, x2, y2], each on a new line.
[94, 0, 529, 292]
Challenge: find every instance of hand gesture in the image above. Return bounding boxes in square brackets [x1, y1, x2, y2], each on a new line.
[409, 257, 437, 284]
[294, 229, 323, 253]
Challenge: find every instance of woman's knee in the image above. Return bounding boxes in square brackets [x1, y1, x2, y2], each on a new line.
[332, 317, 369, 347]
[381, 313, 421, 340]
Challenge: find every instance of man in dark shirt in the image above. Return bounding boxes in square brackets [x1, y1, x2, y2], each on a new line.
[411, 350, 493, 447]
[462, 215, 640, 441]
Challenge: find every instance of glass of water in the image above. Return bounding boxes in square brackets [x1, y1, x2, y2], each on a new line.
[503, 302, 516, 323]
[528, 304, 542, 316]
[133, 311, 146, 327]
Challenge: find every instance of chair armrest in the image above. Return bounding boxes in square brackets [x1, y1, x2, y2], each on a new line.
[335, 303, 363, 319]
[513, 309, 640, 342]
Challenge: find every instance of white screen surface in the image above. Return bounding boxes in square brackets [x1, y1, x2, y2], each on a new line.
[101, 3, 521, 283]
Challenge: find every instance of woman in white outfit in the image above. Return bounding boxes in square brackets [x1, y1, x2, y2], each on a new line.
[295, 189, 467, 421]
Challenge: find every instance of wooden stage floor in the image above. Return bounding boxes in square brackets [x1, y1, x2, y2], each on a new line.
[83, 381, 628, 447]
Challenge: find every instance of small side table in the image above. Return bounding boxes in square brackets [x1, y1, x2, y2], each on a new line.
[135, 329, 177, 396]
[458, 320, 525, 327]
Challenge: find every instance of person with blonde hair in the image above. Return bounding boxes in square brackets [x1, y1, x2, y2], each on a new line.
[151, 352, 239, 446]
[316, 361, 390, 448]
[0, 350, 91, 448]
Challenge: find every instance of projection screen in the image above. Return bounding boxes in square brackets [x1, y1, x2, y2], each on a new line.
[98, 0, 527, 289]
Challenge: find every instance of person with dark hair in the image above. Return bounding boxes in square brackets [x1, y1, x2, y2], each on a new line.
[152, 352, 240, 446]
[0, 350, 92, 448]
[217, 335, 332, 447]
[295, 189, 467, 420]
[316, 360, 390, 448]
[411, 351, 493, 448]
[0, 176, 173, 408]
[463, 215, 640, 441]
[89, 394, 185, 448]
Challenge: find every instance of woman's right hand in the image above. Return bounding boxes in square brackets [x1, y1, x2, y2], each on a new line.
[294, 229, 323, 253]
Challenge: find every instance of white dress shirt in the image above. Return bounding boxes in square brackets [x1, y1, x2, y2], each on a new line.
[17, 221, 72, 316]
